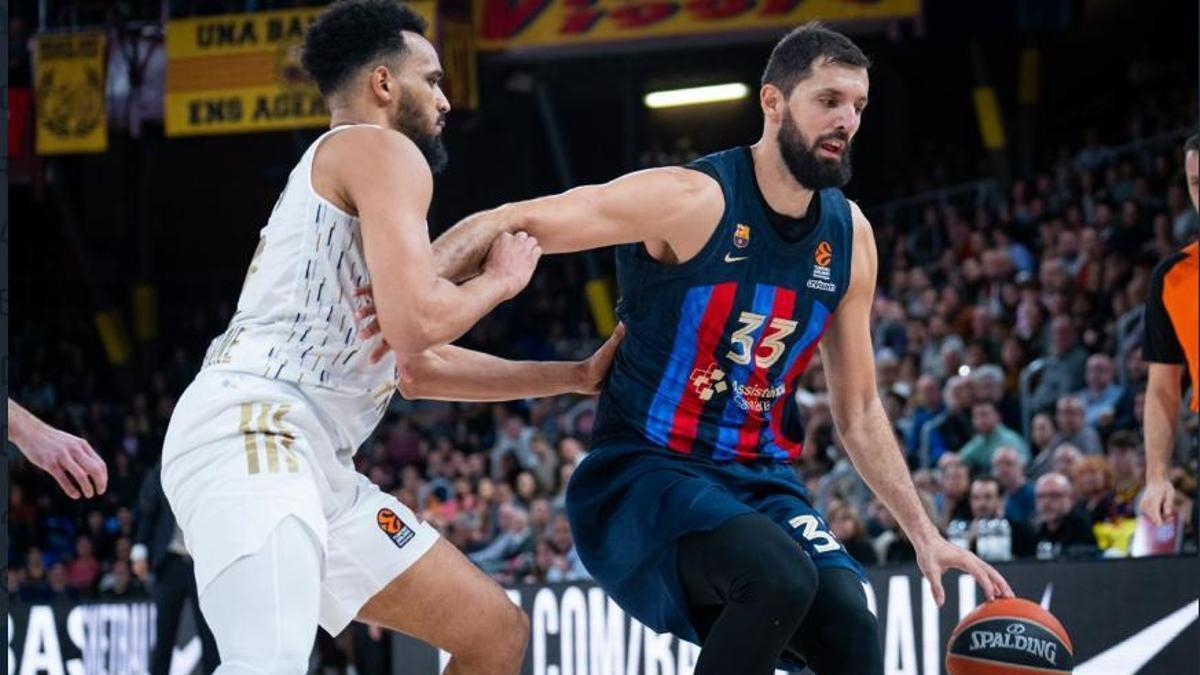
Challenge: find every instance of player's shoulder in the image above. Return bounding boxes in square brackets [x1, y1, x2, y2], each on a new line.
[842, 197, 876, 247]
[843, 197, 870, 227]
[609, 165, 724, 212]
[634, 164, 721, 193]
[321, 125, 429, 177]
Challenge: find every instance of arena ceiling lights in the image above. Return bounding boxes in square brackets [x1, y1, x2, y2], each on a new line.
[643, 83, 750, 109]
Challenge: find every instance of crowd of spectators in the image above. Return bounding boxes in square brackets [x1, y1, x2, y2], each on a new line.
[9, 117, 1200, 610]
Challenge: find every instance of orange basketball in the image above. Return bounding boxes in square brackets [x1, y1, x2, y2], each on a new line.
[946, 598, 1073, 674]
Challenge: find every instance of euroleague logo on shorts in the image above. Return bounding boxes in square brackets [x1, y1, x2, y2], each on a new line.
[808, 241, 836, 293]
[376, 508, 416, 549]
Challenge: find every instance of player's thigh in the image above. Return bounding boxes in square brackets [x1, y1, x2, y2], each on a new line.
[317, 480, 439, 633]
[319, 479, 522, 651]
[357, 538, 525, 653]
[758, 494, 861, 569]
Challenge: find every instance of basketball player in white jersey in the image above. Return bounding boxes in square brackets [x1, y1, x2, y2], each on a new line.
[161, 1, 622, 672]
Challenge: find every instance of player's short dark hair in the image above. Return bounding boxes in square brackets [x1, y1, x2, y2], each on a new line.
[1185, 134, 1200, 154]
[761, 22, 870, 96]
[301, 0, 427, 97]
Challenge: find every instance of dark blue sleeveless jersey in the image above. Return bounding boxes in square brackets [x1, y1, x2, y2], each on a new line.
[592, 147, 854, 463]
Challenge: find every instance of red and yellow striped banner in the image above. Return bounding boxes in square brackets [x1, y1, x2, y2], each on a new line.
[475, 0, 919, 52]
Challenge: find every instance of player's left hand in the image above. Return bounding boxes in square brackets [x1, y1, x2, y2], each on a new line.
[353, 286, 393, 364]
[916, 537, 1013, 607]
[575, 323, 625, 395]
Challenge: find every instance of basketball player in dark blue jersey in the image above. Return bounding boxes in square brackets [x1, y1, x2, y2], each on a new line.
[377, 22, 1013, 674]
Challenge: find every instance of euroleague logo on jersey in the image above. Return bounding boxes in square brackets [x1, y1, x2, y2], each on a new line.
[808, 240, 836, 293]
[815, 241, 833, 267]
[377, 508, 416, 549]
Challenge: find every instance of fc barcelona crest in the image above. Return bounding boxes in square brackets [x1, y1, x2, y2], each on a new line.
[733, 223, 751, 248]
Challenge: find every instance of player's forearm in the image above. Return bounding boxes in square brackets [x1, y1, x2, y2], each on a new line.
[432, 205, 520, 282]
[839, 398, 941, 547]
[399, 346, 585, 401]
[435, 190, 607, 277]
[385, 275, 510, 353]
[7, 400, 42, 449]
[1144, 366, 1183, 481]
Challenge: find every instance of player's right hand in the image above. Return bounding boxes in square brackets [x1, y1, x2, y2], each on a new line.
[576, 323, 625, 395]
[1140, 478, 1176, 526]
[917, 537, 1013, 607]
[484, 231, 542, 299]
[18, 423, 107, 500]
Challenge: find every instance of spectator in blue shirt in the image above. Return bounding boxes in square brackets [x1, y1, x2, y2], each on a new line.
[906, 374, 945, 465]
[992, 446, 1036, 526]
[1074, 353, 1132, 432]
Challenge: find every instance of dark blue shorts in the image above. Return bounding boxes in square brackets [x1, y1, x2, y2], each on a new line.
[565, 442, 865, 650]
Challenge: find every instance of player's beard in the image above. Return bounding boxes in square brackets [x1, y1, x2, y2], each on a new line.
[395, 97, 448, 174]
[777, 108, 852, 189]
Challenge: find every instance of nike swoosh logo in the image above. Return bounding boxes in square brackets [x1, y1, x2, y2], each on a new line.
[724, 253, 749, 263]
[1075, 600, 1199, 674]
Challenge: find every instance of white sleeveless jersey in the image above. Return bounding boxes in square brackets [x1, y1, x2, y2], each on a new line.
[201, 124, 398, 449]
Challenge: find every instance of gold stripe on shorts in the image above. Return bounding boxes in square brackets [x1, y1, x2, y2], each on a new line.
[239, 402, 259, 475]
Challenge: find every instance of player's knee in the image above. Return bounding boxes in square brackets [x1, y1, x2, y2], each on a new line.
[502, 604, 532, 662]
[757, 547, 818, 613]
[839, 601, 879, 640]
[457, 596, 528, 674]
[703, 514, 818, 613]
[492, 601, 530, 658]
[736, 529, 817, 603]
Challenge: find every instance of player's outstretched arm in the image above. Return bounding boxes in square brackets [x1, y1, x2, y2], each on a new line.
[353, 287, 624, 401]
[397, 326, 624, 401]
[8, 399, 108, 499]
[432, 167, 723, 282]
[326, 127, 539, 354]
[819, 204, 1013, 607]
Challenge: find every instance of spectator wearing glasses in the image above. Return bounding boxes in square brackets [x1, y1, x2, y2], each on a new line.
[1032, 473, 1097, 560]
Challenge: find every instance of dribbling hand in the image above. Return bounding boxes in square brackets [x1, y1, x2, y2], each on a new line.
[916, 537, 1013, 607]
[484, 231, 542, 299]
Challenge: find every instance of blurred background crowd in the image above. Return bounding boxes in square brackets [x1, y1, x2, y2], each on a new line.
[11, 105, 1198, 606]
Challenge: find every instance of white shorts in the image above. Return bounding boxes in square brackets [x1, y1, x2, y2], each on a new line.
[161, 370, 439, 635]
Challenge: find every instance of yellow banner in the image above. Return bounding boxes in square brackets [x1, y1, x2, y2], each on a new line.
[476, 0, 919, 51]
[166, 3, 437, 137]
[34, 31, 108, 154]
[441, 16, 479, 110]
